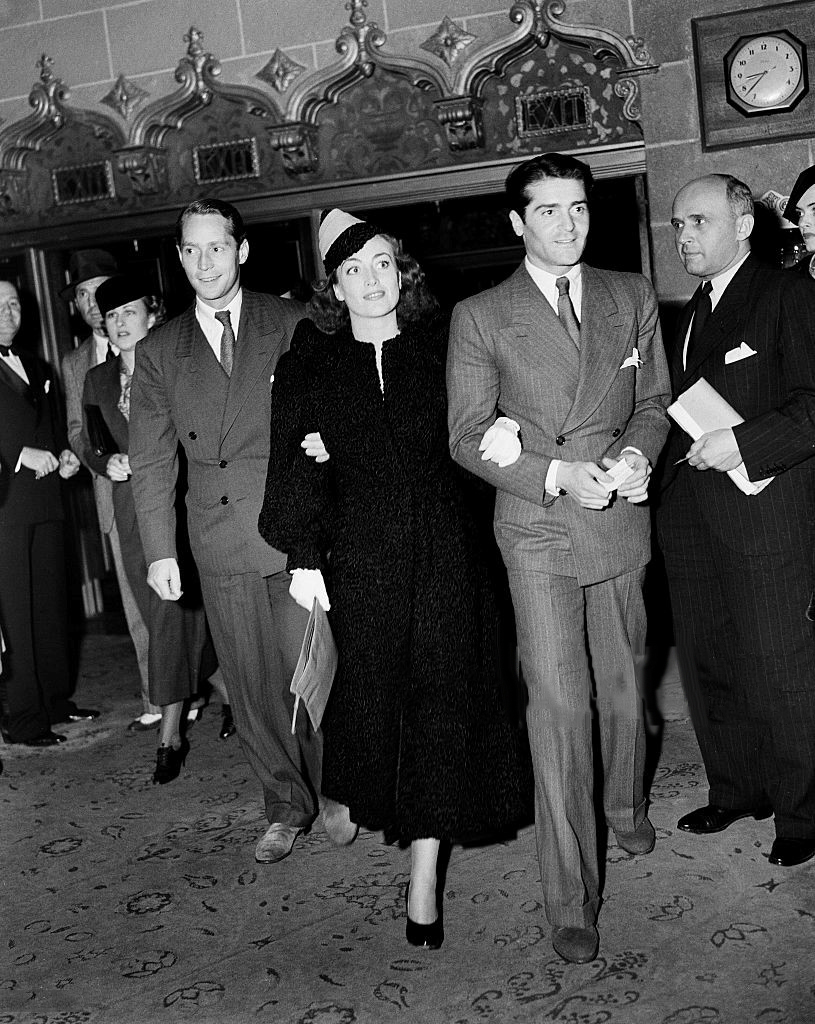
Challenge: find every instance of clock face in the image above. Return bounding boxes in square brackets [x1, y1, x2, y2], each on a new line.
[727, 33, 806, 113]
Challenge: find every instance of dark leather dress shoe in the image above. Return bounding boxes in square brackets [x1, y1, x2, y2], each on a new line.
[769, 837, 815, 867]
[66, 708, 100, 722]
[552, 925, 599, 963]
[16, 731, 67, 747]
[219, 704, 236, 740]
[677, 804, 772, 834]
[152, 738, 189, 785]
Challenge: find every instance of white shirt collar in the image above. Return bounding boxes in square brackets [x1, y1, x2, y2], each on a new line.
[705, 251, 750, 310]
[196, 289, 242, 329]
[524, 258, 583, 318]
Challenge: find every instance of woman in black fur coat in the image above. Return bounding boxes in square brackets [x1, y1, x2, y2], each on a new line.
[258, 210, 528, 950]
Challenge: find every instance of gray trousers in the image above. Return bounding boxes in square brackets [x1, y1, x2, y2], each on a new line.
[201, 570, 322, 827]
[507, 567, 647, 929]
[106, 518, 157, 716]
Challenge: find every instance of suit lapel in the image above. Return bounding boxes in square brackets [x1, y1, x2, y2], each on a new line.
[562, 266, 630, 432]
[220, 291, 286, 442]
[508, 266, 580, 392]
[681, 258, 757, 383]
[0, 356, 31, 401]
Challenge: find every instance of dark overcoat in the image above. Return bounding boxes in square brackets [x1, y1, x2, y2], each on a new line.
[259, 316, 528, 842]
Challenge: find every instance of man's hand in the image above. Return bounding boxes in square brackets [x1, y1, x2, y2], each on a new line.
[302, 432, 329, 463]
[602, 452, 651, 503]
[105, 453, 131, 482]
[20, 447, 59, 479]
[556, 461, 614, 509]
[58, 449, 80, 479]
[479, 417, 522, 467]
[289, 568, 331, 611]
[686, 428, 742, 472]
[147, 558, 183, 601]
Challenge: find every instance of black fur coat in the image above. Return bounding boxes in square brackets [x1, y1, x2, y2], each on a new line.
[259, 315, 528, 842]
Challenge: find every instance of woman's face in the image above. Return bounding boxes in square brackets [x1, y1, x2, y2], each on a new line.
[795, 183, 815, 253]
[104, 297, 154, 351]
[333, 236, 401, 322]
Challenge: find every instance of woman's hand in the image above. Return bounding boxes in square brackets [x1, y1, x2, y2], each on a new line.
[479, 417, 522, 467]
[301, 432, 329, 462]
[106, 453, 131, 481]
[289, 568, 331, 611]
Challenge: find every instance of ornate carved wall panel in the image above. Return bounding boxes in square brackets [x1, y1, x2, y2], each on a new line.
[0, 1, 657, 246]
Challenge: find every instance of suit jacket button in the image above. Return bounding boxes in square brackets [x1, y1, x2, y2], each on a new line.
[556, 435, 566, 446]
[219, 459, 227, 468]
[188, 431, 197, 440]
[220, 495, 229, 505]
[611, 428, 621, 438]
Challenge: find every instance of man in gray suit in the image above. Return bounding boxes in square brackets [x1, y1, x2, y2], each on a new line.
[61, 249, 157, 731]
[447, 153, 671, 963]
[129, 198, 320, 864]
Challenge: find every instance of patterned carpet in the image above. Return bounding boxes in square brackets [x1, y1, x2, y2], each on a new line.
[1, 636, 813, 1023]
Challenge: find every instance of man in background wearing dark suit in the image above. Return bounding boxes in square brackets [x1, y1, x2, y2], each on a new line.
[660, 173, 815, 868]
[447, 154, 671, 963]
[0, 279, 97, 746]
[129, 199, 320, 864]
[61, 249, 157, 732]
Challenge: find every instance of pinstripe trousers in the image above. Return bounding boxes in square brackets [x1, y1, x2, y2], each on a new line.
[200, 570, 322, 828]
[659, 510, 815, 839]
[507, 568, 647, 929]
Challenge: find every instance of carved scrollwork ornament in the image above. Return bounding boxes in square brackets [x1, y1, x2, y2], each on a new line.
[267, 121, 319, 176]
[434, 96, 485, 151]
[614, 77, 641, 124]
[0, 170, 29, 217]
[114, 146, 169, 196]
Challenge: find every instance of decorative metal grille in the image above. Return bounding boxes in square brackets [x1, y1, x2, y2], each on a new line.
[192, 137, 259, 184]
[515, 87, 591, 139]
[51, 161, 115, 205]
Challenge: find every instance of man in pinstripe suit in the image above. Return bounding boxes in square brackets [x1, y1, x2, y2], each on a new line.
[660, 173, 815, 869]
[447, 153, 671, 963]
[130, 199, 320, 864]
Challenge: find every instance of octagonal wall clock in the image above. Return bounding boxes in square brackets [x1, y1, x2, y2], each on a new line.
[725, 30, 807, 116]
[693, 1, 815, 149]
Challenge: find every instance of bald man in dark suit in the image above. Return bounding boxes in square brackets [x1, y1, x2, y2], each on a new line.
[660, 173, 815, 869]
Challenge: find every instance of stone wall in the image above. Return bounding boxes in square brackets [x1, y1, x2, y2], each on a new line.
[0, 0, 811, 300]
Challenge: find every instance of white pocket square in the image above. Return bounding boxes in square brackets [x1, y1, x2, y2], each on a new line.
[724, 343, 757, 364]
[44, 379, 50, 394]
[619, 348, 642, 370]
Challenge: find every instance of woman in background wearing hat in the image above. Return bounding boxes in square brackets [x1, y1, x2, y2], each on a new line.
[81, 276, 226, 784]
[259, 210, 527, 950]
[786, 166, 815, 279]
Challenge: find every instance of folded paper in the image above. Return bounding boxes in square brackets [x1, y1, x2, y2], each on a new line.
[667, 377, 773, 496]
[290, 598, 337, 734]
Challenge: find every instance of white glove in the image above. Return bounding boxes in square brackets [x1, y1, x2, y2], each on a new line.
[479, 417, 522, 467]
[289, 568, 331, 612]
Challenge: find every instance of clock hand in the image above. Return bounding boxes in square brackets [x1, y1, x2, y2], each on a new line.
[744, 69, 770, 97]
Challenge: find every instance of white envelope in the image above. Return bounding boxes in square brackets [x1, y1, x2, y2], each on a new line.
[724, 342, 757, 364]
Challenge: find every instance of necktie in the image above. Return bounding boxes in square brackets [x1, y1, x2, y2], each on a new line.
[688, 280, 712, 355]
[214, 310, 235, 377]
[106, 343, 116, 362]
[0, 344, 14, 357]
[555, 276, 580, 347]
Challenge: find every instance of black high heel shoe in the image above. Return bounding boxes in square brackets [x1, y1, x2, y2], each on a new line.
[152, 738, 189, 785]
[405, 884, 444, 950]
